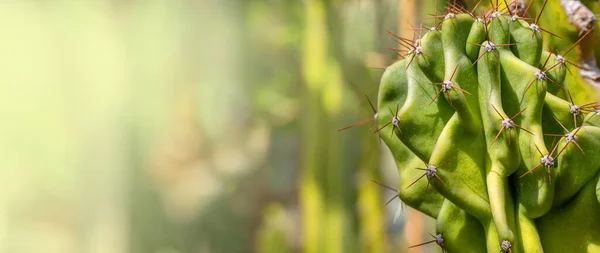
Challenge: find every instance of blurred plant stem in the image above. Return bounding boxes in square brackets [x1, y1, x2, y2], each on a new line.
[257, 203, 293, 253]
[300, 0, 385, 253]
[356, 135, 385, 253]
[300, 1, 347, 252]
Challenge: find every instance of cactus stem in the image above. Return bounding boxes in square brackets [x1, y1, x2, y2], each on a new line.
[566, 90, 599, 126]
[470, 43, 497, 65]
[548, 46, 584, 73]
[404, 44, 429, 70]
[525, 53, 563, 93]
[406, 54, 417, 71]
[469, 39, 513, 65]
[401, 35, 430, 70]
[520, 142, 561, 184]
[524, 77, 540, 93]
[547, 49, 572, 75]
[373, 104, 402, 137]
[548, 115, 590, 155]
[429, 65, 471, 105]
[565, 131, 584, 153]
[490, 105, 531, 146]
[407, 160, 450, 191]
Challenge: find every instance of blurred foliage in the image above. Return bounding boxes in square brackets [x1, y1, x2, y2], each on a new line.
[0, 0, 446, 253]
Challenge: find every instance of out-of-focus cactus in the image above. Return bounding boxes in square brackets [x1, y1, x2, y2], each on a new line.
[343, 1, 600, 252]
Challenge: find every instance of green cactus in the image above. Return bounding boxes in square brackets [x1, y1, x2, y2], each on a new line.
[342, 1, 600, 252]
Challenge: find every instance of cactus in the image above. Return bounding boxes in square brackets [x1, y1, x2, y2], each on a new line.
[342, 1, 600, 252]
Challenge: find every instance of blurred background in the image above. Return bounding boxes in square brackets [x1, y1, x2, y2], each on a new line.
[0, 0, 446, 252]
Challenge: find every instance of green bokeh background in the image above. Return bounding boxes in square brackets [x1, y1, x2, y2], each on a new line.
[8, 0, 596, 253]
